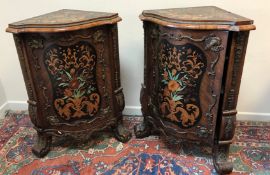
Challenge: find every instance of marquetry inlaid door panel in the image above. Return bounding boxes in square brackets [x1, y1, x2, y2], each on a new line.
[23, 27, 114, 130]
[44, 41, 100, 120]
[146, 23, 229, 144]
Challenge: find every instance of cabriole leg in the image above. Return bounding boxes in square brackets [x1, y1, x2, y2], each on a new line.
[213, 144, 233, 174]
[134, 119, 152, 138]
[32, 131, 52, 158]
[213, 113, 236, 174]
[114, 119, 132, 143]
[134, 84, 152, 138]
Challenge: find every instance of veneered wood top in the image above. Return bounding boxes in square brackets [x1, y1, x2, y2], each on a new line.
[7, 9, 121, 33]
[140, 6, 255, 31]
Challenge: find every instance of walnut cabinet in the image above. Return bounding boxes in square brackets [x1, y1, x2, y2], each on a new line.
[134, 6, 255, 174]
[7, 9, 131, 157]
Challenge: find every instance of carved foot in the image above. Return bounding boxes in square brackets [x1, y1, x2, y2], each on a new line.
[134, 121, 151, 138]
[213, 145, 233, 174]
[114, 123, 132, 143]
[32, 132, 52, 158]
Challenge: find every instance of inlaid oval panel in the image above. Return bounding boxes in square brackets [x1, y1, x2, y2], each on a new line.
[158, 40, 207, 128]
[44, 41, 100, 120]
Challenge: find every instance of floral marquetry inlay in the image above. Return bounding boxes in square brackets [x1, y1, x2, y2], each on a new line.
[44, 41, 100, 120]
[158, 40, 207, 128]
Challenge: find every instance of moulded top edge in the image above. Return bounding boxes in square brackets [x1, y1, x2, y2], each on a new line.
[140, 6, 255, 31]
[6, 9, 121, 34]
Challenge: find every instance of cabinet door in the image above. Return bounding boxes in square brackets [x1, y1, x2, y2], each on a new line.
[24, 27, 115, 131]
[147, 23, 229, 145]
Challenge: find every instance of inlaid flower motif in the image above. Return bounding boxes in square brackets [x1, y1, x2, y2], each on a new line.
[187, 48, 192, 54]
[171, 69, 177, 76]
[69, 78, 80, 89]
[163, 87, 170, 97]
[61, 74, 68, 82]
[176, 64, 181, 71]
[163, 71, 168, 79]
[64, 89, 73, 97]
[70, 68, 76, 76]
[168, 80, 179, 92]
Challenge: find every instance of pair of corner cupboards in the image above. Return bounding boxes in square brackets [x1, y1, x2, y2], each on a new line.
[7, 6, 255, 174]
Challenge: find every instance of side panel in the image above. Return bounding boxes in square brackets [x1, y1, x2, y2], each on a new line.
[13, 34, 39, 126]
[219, 31, 250, 142]
[213, 31, 250, 175]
